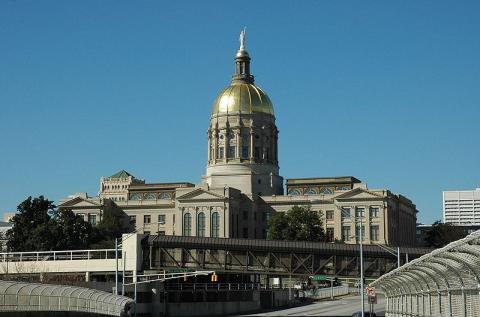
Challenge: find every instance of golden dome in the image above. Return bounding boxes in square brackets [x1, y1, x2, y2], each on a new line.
[211, 83, 274, 115]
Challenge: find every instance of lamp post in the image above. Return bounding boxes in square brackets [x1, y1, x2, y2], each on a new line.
[359, 217, 365, 317]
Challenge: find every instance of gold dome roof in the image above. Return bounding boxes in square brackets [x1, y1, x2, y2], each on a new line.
[211, 83, 274, 115]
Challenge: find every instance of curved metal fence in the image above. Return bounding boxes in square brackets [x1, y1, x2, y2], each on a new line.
[371, 230, 480, 317]
[0, 280, 134, 316]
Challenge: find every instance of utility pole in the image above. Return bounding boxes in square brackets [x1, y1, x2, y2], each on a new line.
[359, 218, 365, 317]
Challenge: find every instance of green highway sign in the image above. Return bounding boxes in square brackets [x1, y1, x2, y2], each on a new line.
[310, 275, 327, 281]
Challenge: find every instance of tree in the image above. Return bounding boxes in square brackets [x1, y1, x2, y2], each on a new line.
[90, 200, 130, 248]
[267, 205, 325, 242]
[6, 196, 96, 251]
[6, 196, 57, 251]
[423, 220, 465, 248]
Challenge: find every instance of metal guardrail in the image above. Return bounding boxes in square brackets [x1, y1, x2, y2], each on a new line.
[165, 283, 259, 291]
[0, 249, 119, 263]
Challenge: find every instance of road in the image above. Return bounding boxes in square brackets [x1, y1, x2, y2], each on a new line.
[238, 294, 385, 316]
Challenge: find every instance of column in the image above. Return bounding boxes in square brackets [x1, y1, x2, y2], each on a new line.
[249, 127, 254, 162]
[235, 129, 241, 159]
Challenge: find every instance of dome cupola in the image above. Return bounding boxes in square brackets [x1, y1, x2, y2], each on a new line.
[211, 28, 274, 116]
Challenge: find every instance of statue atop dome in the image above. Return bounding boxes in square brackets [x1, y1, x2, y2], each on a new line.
[239, 27, 246, 51]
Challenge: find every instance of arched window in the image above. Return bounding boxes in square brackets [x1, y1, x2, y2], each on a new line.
[197, 212, 205, 237]
[288, 189, 301, 196]
[319, 187, 334, 194]
[144, 193, 156, 200]
[211, 212, 220, 238]
[304, 188, 318, 195]
[183, 213, 192, 236]
[159, 192, 171, 200]
[130, 193, 142, 200]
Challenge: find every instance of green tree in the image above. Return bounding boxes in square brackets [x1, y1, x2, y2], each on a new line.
[6, 196, 57, 251]
[267, 205, 325, 242]
[423, 220, 465, 248]
[90, 201, 130, 248]
[6, 196, 96, 251]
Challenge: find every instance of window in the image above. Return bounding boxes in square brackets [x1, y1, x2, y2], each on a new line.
[289, 189, 301, 196]
[183, 213, 192, 236]
[254, 147, 260, 159]
[304, 188, 318, 195]
[144, 193, 156, 200]
[158, 214, 166, 224]
[88, 214, 97, 225]
[326, 228, 334, 242]
[130, 193, 142, 200]
[326, 210, 334, 220]
[197, 212, 205, 237]
[158, 231, 165, 236]
[341, 207, 351, 219]
[218, 147, 224, 159]
[243, 210, 248, 220]
[129, 215, 136, 225]
[243, 228, 248, 238]
[370, 225, 379, 241]
[319, 187, 333, 194]
[144, 231, 151, 235]
[159, 192, 171, 200]
[228, 146, 236, 158]
[211, 212, 220, 237]
[77, 214, 85, 221]
[369, 207, 379, 218]
[341, 226, 351, 241]
[242, 146, 249, 158]
[355, 207, 365, 218]
[144, 215, 151, 224]
[355, 225, 365, 242]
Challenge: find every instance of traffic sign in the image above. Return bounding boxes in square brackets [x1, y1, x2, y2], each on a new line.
[365, 286, 375, 297]
[310, 275, 327, 281]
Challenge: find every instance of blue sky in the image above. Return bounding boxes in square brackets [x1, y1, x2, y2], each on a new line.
[0, 1, 479, 224]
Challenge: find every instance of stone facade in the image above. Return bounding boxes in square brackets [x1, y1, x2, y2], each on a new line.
[58, 33, 417, 247]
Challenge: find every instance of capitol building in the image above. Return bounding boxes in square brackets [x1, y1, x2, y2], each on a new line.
[59, 32, 417, 247]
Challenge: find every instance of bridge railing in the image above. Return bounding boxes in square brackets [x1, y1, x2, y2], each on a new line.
[165, 282, 260, 291]
[0, 249, 119, 263]
[0, 280, 133, 316]
[371, 230, 480, 317]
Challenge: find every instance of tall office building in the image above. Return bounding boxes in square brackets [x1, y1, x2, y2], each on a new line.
[443, 188, 480, 225]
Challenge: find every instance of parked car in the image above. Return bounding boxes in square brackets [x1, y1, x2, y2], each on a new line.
[351, 312, 377, 317]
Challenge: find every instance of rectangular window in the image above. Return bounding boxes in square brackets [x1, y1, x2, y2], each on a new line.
[158, 231, 166, 236]
[326, 228, 334, 242]
[218, 147, 224, 159]
[370, 225, 379, 241]
[369, 207, 379, 218]
[88, 214, 97, 225]
[355, 207, 365, 218]
[254, 147, 260, 159]
[144, 215, 151, 224]
[243, 210, 248, 220]
[129, 215, 136, 225]
[243, 228, 248, 238]
[341, 207, 351, 219]
[144, 231, 151, 235]
[326, 210, 334, 220]
[341, 226, 351, 241]
[228, 146, 236, 158]
[77, 214, 85, 221]
[242, 146, 249, 158]
[158, 214, 166, 224]
[355, 225, 365, 242]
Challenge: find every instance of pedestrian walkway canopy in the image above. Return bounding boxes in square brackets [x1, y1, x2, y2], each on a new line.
[371, 230, 480, 317]
[0, 280, 134, 316]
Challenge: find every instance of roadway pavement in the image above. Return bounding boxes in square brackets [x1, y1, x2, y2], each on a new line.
[238, 294, 385, 316]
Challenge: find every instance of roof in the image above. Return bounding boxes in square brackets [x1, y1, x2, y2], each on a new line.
[129, 182, 195, 191]
[145, 235, 431, 257]
[211, 83, 274, 115]
[286, 176, 362, 185]
[108, 170, 133, 179]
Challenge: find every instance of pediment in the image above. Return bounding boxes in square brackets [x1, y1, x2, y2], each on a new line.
[334, 188, 384, 200]
[59, 197, 102, 208]
[176, 188, 226, 201]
